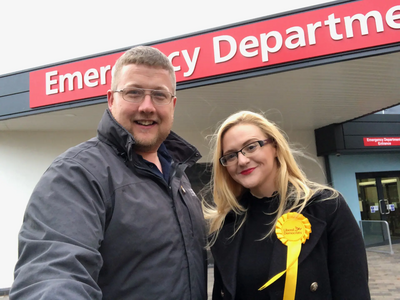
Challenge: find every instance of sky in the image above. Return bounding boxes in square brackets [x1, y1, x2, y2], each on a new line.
[0, 0, 333, 289]
[0, 0, 332, 76]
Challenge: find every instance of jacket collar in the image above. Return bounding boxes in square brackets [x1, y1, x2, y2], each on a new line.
[97, 109, 201, 166]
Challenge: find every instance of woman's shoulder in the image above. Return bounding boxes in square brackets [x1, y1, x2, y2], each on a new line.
[307, 187, 345, 204]
[304, 188, 346, 217]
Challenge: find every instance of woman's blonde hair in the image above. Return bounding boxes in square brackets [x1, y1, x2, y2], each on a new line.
[203, 110, 337, 246]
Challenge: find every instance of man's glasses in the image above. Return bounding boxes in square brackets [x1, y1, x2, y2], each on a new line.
[113, 87, 175, 106]
[219, 139, 273, 167]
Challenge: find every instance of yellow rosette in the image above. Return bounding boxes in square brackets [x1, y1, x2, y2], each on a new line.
[259, 212, 311, 300]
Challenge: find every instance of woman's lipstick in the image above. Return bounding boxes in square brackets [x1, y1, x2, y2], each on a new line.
[241, 168, 255, 175]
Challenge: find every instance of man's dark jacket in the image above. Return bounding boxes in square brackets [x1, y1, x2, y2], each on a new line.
[11, 109, 207, 300]
[211, 191, 370, 300]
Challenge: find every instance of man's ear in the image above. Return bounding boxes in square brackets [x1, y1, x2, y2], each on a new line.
[107, 90, 114, 111]
[172, 96, 177, 109]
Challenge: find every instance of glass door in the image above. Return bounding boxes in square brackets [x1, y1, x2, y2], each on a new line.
[357, 172, 400, 244]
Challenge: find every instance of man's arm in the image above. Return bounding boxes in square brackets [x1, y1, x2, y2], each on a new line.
[10, 158, 108, 300]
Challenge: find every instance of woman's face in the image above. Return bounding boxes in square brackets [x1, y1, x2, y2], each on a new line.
[221, 123, 278, 197]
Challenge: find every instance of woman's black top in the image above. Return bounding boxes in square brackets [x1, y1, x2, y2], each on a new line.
[236, 192, 280, 300]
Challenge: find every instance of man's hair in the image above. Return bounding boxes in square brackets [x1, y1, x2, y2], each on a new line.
[111, 46, 176, 92]
[203, 110, 338, 246]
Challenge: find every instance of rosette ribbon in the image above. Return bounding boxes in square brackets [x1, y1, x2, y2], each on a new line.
[259, 212, 311, 300]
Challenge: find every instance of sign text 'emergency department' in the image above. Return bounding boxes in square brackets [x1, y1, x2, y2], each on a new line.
[29, 0, 400, 108]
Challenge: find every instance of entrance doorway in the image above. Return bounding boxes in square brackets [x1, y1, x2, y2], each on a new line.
[357, 171, 400, 244]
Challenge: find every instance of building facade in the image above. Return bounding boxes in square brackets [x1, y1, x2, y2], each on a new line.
[1, 0, 400, 290]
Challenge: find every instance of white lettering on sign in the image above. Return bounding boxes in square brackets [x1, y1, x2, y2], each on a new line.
[213, 35, 237, 63]
[366, 137, 400, 143]
[365, 137, 400, 146]
[325, 13, 343, 40]
[42, 4, 400, 98]
[182, 48, 200, 77]
[84, 68, 99, 88]
[260, 31, 283, 62]
[100, 66, 111, 85]
[307, 22, 322, 45]
[46, 65, 112, 95]
[239, 36, 259, 58]
[46, 71, 58, 95]
[387, 5, 400, 29]
[168, 47, 201, 77]
[285, 26, 306, 49]
[59, 72, 83, 92]
[344, 11, 384, 38]
[212, 5, 400, 64]
[169, 51, 181, 71]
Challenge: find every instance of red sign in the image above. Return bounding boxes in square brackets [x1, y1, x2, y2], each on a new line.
[364, 137, 400, 146]
[30, 0, 400, 108]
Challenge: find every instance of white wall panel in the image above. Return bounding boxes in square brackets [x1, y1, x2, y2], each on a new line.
[0, 131, 95, 287]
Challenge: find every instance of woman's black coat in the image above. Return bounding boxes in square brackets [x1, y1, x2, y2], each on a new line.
[211, 191, 370, 300]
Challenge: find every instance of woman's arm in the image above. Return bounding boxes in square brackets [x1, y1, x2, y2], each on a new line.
[326, 195, 370, 300]
[212, 262, 225, 299]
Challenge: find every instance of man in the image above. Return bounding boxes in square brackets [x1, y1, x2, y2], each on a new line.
[11, 46, 207, 299]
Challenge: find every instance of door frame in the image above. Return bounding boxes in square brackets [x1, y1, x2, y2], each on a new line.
[356, 170, 400, 243]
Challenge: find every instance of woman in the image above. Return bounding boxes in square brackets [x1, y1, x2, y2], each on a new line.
[203, 111, 370, 300]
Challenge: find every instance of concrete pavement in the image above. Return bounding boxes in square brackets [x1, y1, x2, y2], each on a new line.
[367, 243, 400, 300]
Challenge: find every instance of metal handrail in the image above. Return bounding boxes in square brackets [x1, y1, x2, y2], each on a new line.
[359, 220, 394, 255]
[0, 287, 10, 296]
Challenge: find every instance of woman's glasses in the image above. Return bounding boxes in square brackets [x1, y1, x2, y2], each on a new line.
[219, 139, 273, 166]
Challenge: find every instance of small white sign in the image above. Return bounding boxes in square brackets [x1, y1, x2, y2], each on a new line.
[370, 206, 379, 213]
[387, 204, 395, 211]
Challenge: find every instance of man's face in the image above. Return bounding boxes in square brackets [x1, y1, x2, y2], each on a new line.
[107, 64, 176, 154]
